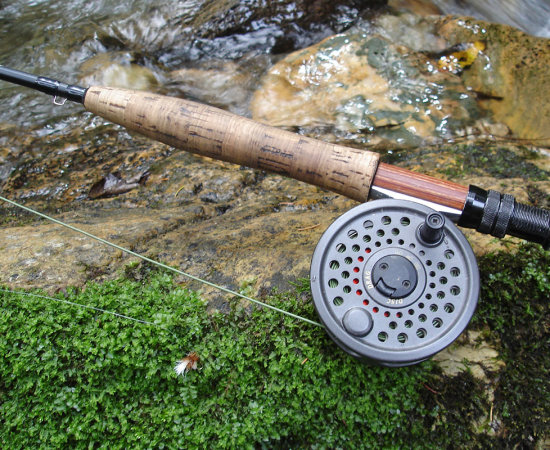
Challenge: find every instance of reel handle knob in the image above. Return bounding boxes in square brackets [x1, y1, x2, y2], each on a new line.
[418, 212, 445, 246]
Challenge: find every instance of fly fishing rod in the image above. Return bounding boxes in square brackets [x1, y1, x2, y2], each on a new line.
[1, 66, 549, 366]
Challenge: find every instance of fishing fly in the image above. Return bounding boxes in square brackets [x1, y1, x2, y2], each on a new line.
[174, 352, 200, 377]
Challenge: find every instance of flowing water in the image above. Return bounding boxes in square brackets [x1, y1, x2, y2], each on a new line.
[0, 0, 549, 203]
[433, 0, 550, 38]
[0, 0, 368, 127]
[1, 0, 548, 127]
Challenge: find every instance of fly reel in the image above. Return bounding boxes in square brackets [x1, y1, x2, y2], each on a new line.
[310, 199, 479, 367]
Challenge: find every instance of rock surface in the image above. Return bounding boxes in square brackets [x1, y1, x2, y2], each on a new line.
[251, 13, 550, 147]
[433, 330, 505, 381]
[437, 16, 550, 146]
[2, 11, 549, 300]
[250, 26, 480, 148]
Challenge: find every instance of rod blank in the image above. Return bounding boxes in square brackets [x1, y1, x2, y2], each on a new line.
[0, 66, 87, 104]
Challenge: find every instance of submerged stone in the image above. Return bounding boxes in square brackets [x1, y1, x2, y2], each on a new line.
[79, 53, 160, 91]
[251, 13, 550, 148]
[437, 16, 550, 146]
[251, 26, 481, 148]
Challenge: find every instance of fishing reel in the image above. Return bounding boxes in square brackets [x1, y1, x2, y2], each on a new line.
[310, 199, 479, 367]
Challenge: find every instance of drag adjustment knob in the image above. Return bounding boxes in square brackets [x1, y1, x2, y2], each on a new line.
[371, 255, 418, 298]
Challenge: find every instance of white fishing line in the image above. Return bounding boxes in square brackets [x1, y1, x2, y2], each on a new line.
[0, 195, 323, 327]
[0, 287, 157, 326]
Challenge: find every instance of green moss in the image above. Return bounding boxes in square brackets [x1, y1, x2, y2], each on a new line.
[1, 270, 436, 448]
[474, 244, 550, 446]
[442, 145, 549, 180]
[1, 244, 548, 447]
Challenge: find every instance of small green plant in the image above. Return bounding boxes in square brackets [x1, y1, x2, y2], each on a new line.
[1, 271, 434, 448]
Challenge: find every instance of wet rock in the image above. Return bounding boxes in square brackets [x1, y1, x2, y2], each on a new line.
[251, 26, 482, 148]
[252, 13, 550, 149]
[433, 330, 505, 381]
[0, 118, 358, 297]
[0, 207, 191, 292]
[79, 53, 160, 90]
[437, 16, 550, 146]
[0, 154, 355, 298]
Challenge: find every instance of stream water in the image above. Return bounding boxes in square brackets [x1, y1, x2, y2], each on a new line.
[1, 0, 548, 128]
[0, 0, 549, 209]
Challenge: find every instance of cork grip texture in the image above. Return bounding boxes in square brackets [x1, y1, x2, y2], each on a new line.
[84, 87, 379, 201]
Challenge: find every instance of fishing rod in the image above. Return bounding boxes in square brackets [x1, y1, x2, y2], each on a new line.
[1, 65, 549, 367]
[1, 66, 547, 245]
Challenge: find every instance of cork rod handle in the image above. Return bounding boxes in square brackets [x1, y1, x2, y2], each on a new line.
[84, 86, 379, 202]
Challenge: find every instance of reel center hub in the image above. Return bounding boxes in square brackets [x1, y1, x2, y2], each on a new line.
[371, 254, 418, 298]
[363, 247, 426, 309]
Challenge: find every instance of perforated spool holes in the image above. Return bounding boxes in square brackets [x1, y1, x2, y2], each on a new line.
[444, 303, 455, 313]
[310, 199, 479, 367]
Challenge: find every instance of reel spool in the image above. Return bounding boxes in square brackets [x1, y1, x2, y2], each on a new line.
[310, 199, 479, 367]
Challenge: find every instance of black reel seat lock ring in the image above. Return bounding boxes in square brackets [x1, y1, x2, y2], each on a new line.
[310, 199, 480, 367]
